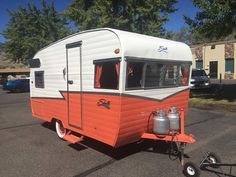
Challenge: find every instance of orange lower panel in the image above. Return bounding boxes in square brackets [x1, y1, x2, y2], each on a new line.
[31, 92, 120, 147]
[31, 90, 191, 147]
[116, 90, 190, 147]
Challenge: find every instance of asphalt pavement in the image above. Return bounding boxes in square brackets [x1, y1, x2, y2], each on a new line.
[0, 92, 235, 177]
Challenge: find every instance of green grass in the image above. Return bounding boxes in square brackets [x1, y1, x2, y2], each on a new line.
[189, 98, 236, 112]
[189, 84, 236, 112]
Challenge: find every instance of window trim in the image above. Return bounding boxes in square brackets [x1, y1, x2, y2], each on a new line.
[35, 71, 45, 88]
[93, 57, 121, 64]
[125, 56, 192, 64]
[125, 59, 191, 91]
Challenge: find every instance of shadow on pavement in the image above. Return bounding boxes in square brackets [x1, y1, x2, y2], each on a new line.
[41, 122, 182, 161]
[42, 121, 55, 131]
[201, 167, 236, 177]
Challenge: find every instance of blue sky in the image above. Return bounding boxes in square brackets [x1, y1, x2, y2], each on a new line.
[0, 0, 199, 43]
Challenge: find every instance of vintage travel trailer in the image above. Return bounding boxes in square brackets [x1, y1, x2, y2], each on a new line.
[30, 28, 195, 151]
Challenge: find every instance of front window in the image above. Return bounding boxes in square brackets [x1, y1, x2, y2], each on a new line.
[126, 61, 190, 90]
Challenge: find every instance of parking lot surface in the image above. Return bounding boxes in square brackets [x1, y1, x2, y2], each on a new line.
[0, 92, 235, 177]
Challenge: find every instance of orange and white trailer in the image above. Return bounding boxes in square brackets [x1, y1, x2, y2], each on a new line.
[30, 28, 195, 157]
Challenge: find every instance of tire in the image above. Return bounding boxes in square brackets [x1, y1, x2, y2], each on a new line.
[207, 152, 221, 168]
[55, 120, 67, 139]
[183, 162, 200, 177]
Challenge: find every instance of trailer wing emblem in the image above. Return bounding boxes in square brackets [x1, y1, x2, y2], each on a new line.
[97, 99, 111, 109]
[158, 46, 168, 53]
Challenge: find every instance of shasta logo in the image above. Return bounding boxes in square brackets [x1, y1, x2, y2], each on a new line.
[97, 99, 111, 109]
[158, 46, 168, 53]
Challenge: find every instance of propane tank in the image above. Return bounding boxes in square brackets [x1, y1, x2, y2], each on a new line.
[153, 110, 170, 135]
[168, 107, 180, 132]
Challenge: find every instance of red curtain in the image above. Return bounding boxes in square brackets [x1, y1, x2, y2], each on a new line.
[115, 63, 120, 77]
[115, 63, 120, 88]
[95, 65, 102, 88]
[181, 67, 189, 85]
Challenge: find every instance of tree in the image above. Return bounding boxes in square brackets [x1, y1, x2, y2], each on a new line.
[65, 0, 177, 37]
[184, 0, 236, 41]
[2, 0, 70, 64]
[164, 26, 202, 45]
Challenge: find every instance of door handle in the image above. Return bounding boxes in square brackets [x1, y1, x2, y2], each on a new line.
[68, 80, 73, 85]
[63, 68, 66, 80]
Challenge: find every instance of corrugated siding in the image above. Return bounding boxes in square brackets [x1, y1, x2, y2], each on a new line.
[31, 90, 189, 147]
[31, 93, 121, 147]
[79, 93, 121, 146]
[30, 30, 122, 98]
[115, 90, 190, 147]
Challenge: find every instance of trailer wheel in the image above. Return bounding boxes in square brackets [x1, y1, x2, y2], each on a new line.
[207, 152, 221, 168]
[55, 120, 67, 139]
[183, 162, 200, 177]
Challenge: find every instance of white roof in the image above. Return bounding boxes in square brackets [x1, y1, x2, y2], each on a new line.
[111, 28, 192, 62]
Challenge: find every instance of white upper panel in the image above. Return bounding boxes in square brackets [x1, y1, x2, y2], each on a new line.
[31, 28, 192, 98]
[37, 28, 192, 62]
[31, 29, 122, 98]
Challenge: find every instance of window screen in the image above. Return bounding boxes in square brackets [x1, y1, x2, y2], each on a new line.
[35, 71, 44, 88]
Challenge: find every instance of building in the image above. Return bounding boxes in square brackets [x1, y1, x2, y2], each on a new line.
[0, 68, 30, 85]
[0, 46, 30, 85]
[191, 40, 236, 79]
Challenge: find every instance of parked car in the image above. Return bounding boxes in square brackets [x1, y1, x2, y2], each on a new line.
[3, 79, 30, 92]
[190, 69, 210, 89]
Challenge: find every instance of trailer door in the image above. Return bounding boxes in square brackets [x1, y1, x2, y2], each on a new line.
[66, 41, 82, 128]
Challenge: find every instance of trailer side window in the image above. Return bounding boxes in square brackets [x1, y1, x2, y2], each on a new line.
[35, 71, 44, 88]
[94, 62, 120, 89]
